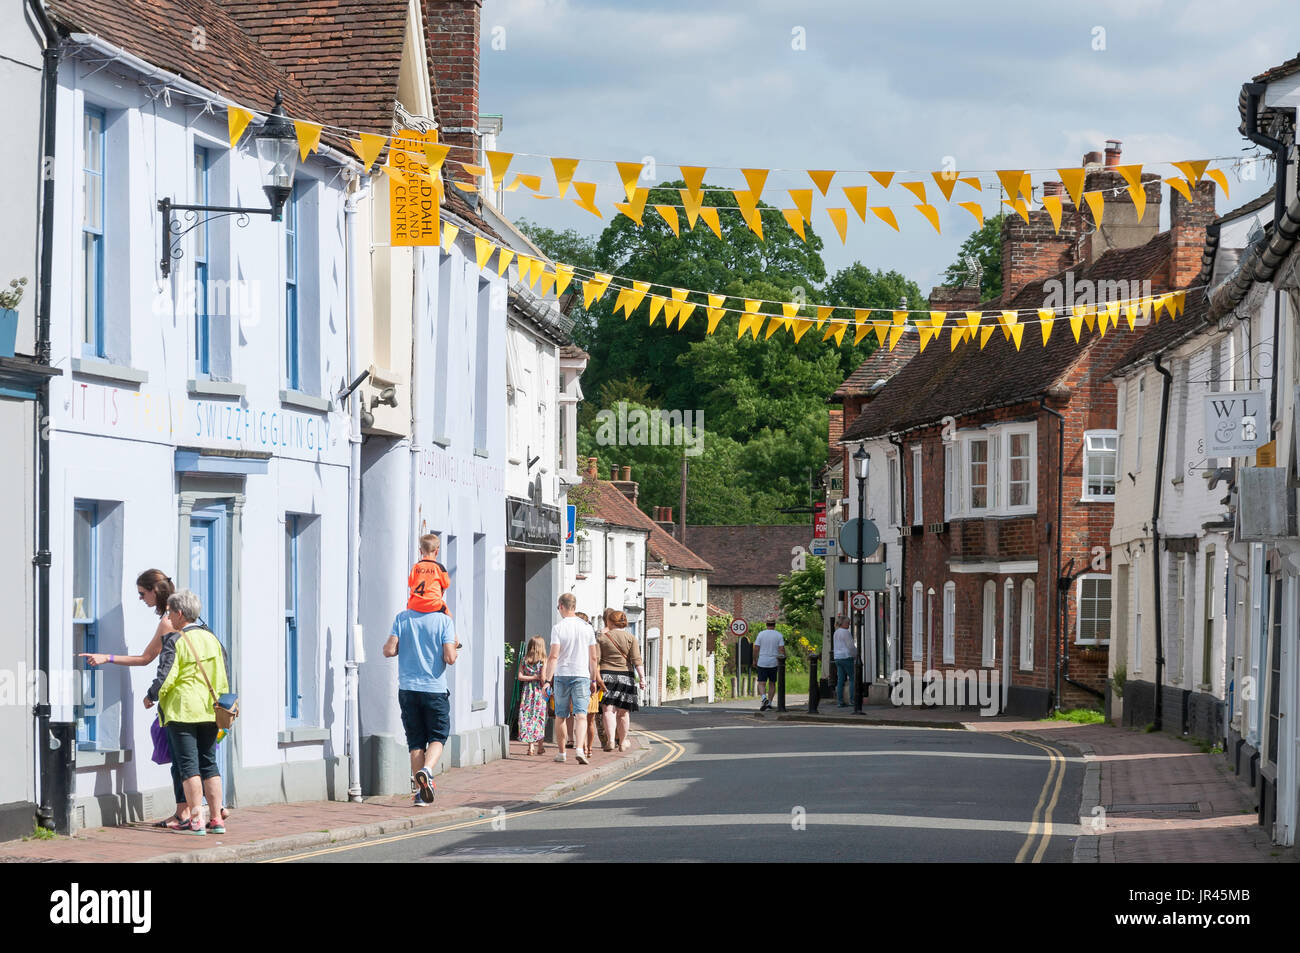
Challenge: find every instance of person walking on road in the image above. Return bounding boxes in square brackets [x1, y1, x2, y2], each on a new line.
[543, 593, 600, 764]
[597, 609, 644, 751]
[383, 599, 460, 806]
[831, 616, 854, 707]
[753, 614, 785, 711]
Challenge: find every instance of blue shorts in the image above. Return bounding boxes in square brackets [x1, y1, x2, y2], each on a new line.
[757, 665, 778, 683]
[399, 689, 450, 751]
[552, 675, 590, 719]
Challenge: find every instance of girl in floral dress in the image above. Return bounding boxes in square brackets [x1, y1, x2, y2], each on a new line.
[517, 636, 548, 755]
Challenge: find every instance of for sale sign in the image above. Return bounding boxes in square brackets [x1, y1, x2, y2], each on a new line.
[813, 501, 827, 539]
[1204, 391, 1265, 457]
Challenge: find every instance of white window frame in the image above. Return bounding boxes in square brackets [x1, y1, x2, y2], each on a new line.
[1003, 577, 1015, 671]
[911, 445, 923, 525]
[1131, 558, 1142, 669]
[1019, 579, 1035, 671]
[911, 581, 923, 664]
[942, 581, 955, 664]
[1082, 430, 1119, 502]
[943, 441, 959, 520]
[1134, 376, 1145, 470]
[981, 579, 997, 667]
[577, 538, 592, 575]
[968, 436, 991, 514]
[1077, 573, 1113, 646]
[625, 541, 636, 580]
[888, 454, 900, 527]
[1003, 427, 1035, 513]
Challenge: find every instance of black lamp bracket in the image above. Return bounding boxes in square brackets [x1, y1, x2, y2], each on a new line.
[158, 197, 275, 277]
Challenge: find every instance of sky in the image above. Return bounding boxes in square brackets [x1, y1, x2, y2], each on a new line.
[476, 0, 1291, 295]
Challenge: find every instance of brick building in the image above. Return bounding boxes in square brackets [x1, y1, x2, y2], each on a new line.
[839, 142, 1216, 715]
[684, 524, 811, 642]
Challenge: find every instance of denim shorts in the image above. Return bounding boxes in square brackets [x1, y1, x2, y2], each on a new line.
[398, 689, 450, 751]
[552, 675, 590, 719]
[167, 721, 220, 781]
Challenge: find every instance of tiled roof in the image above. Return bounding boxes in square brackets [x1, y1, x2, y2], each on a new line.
[216, 1, 411, 135]
[1216, 188, 1275, 225]
[1105, 293, 1212, 379]
[684, 524, 810, 587]
[841, 232, 1177, 442]
[572, 478, 713, 573]
[48, 0, 325, 124]
[832, 337, 919, 399]
[1254, 53, 1300, 83]
[560, 344, 590, 361]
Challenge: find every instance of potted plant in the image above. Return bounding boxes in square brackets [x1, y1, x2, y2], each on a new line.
[0, 278, 27, 359]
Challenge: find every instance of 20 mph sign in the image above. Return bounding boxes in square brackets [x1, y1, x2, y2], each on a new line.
[850, 592, 869, 612]
[730, 618, 749, 636]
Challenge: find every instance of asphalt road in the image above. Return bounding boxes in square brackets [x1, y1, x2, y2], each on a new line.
[269, 708, 1085, 863]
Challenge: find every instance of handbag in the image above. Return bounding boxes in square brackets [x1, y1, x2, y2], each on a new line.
[149, 715, 171, 765]
[180, 628, 239, 730]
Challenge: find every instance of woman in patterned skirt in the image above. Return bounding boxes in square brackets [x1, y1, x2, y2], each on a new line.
[517, 636, 548, 755]
[597, 609, 644, 752]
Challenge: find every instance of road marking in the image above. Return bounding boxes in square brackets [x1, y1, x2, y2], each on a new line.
[685, 749, 1081, 763]
[1010, 734, 1066, 863]
[263, 729, 686, 863]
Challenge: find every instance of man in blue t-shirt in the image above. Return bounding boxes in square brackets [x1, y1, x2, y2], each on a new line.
[383, 608, 460, 806]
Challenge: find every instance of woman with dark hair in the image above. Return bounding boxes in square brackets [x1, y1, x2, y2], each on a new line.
[597, 608, 644, 752]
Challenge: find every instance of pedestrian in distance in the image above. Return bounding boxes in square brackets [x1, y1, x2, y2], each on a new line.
[753, 614, 786, 711]
[383, 592, 461, 806]
[517, 636, 548, 756]
[148, 590, 229, 835]
[543, 593, 601, 764]
[597, 609, 644, 752]
[832, 615, 855, 707]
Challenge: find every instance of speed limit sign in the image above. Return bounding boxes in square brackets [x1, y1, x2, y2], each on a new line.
[850, 592, 868, 612]
[730, 618, 749, 637]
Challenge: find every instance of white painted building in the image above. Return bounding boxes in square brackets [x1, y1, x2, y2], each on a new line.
[42, 23, 358, 828]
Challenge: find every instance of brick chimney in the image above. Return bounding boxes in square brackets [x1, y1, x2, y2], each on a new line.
[585, 456, 598, 479]
[1081, 140, 1162, 264]
[1169, 179, 1216, 288]
[611, 467, 638, 505]
[423, 0, 482, 187]
[655, 507, 676, 537]
[929, 284, 983, 311]
[999, 196, 1082, 302]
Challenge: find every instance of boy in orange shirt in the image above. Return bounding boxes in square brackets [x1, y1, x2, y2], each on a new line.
[408, 533, 452, 615]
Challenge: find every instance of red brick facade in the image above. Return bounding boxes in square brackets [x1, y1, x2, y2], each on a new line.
[422, 0, 482, 184]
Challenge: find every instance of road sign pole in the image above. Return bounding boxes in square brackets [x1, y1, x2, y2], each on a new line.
[854, 469, 865, 714]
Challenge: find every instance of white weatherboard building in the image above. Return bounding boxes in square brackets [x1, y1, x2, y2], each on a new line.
[45, 33, 357, 828]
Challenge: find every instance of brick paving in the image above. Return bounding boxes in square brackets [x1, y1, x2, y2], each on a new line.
[0, 736, 646, 863]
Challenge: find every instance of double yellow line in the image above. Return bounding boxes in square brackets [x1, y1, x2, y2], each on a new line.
[264, 729, 685, 862]
[1010, 734, 1066, 863]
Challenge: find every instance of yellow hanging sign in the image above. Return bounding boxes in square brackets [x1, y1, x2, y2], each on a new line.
[389, 129, 440, 247]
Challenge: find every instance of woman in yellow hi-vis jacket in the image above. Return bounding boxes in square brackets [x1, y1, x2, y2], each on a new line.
[147, 589, 230, 836]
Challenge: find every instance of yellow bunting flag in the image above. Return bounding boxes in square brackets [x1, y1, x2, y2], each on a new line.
[677, 299, 697, 328]
[584, 273, 613, 308]
[956, 201, 984, 226]
[791, 318, 813, 342]
[648, 295, 666, 326]
[853, 310, 873, 347]
[1115, 164, 1143, 191]
[451, 180, 480, 194]
[808, 170, 836, 196]
[1128, 184, 1147, 223]
[764, 315, 783, 339]
[959, 176, 982, 192]
[1042, 195, 1064, 234]
[485, 150, 514, 192]
[1057, 168, 1086, 208]
[555, 263, 575, 297]
[425, 142, 451, 173]
[615, 161, 644, 202]
[963, 310, 982, 332]
[1125, 300, 1141, 330]
[1083, 191, 1105, 227]
[654, 205, 681, 237]
[516, 256, 537, 288]
[783, 209, 806, 241]
[996, 170, 1025, 199]
[441, 223, 460, 252]
[914, 204, 941, 234]
[788, 189, 814, 223]
[871, 207, 900, 231]
[734, 190, 763, 240]
[571, 181, 603, 218]
[295, 120, 323, 161]
[932, 172, 959, 202]
[1103, 300, 1121, 333]
[781, 302, 800, 329]
[612, 288, 631, 316]
[816, 306, 833, 329]
[613, 187, 648, 226]
[459, 163, 486, 179]
[699, 207, 722, 239]
[384, 164, 407, 189]
[918, 325, 937, 353]
[827, 208, 849, 244]
[662, 293, 683, 327]
[1010, 323, 1025, 350]
[870, 171, 895, 189]
[624, 281, 651, 317]
[668, 288, 690, 327]
[950, 325, 966, 351]
[227, 106, 255, 147]
[551, 158, 579, 198]
[1165, 176, 1193, 203]
[496, 247, 515, 278]
[1173, 160, 1210, 186]
[474, 236, 494, 271]
[1151, 293, 1171, 321]
[979, 325, 996, 349]
[1069, 305, 1086, 341]
[509, 173, 543, 193]
[1206, 168, 1229, 198]
[679, 189, 704, 228]
[680, 166, 707, 199]
[901, 181, 927, 203]
[1002, 197, 1030, 224]
[1170, 290, 1186, 318]
[1038, 308, 1055, 346]
[349, 133, 388, 171]
[843, 186, 869, 222]
[537, 271, 558, 297]
[999, 310, 1019, 342]
[742, 169, 769, 203]
[706, 294, 727, 334]
[826, 321, 848, 346]
[740, 299, 763, 340]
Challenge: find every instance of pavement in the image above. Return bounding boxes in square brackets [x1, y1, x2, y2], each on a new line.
[0, 737, 650, 864]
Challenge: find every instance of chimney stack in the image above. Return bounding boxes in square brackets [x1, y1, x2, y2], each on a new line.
[1042, 181, 1064, 198]
[1082, 139, 1161, 264]
[1104, 139, 1122, 169]
[586, 456, 598, 479]
[999, 195, 1083, 301]
[423, 1, 483, 188]
[1082, 151, 1104, 169]
[621, 465, 631, 481]
[1169, 179, 1217, 288]
[654, 507, 677, 537]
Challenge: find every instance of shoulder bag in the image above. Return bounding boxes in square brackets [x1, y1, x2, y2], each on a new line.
[180, 628, 239, 730]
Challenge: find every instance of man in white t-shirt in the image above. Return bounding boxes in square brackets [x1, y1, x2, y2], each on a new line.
[752, 614, 786, 711]
[543, 592, 600, 763]
[831, 615, 855, 707]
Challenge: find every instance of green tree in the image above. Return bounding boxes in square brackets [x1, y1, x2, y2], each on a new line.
[514, 219, 603, 348]
[821, 264, 926, 379]
[942, 213, 1004, 301]
[778, 555, 826, 637]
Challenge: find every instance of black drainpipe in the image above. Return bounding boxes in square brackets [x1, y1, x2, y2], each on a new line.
[888, 433, 906, 673]
[1038, 399, 1065, 708]
[1243, 83, 1289, 230]
[31, 0, 65, 833]
[1152, 355, 1174, 731]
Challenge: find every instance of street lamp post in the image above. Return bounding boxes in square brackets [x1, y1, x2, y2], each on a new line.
[852, 445, 869, 714]
[158, 90, 300, 277]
